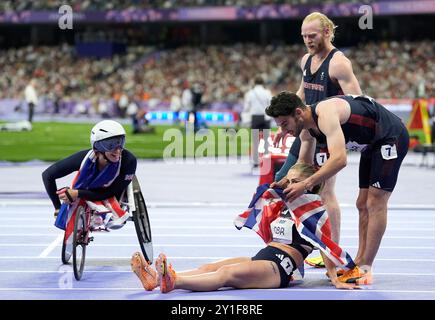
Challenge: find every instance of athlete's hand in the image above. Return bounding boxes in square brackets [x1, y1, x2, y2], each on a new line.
[56, 187, 78, 204]
[54, 209, 60, 218]
[273, 127, 285, 147]
[332, 279, 360, 290]
[270, 177, 289, 189]
[283, 181, 307, 202]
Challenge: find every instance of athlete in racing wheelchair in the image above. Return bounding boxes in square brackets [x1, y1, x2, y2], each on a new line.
[42, 120, 152, 280]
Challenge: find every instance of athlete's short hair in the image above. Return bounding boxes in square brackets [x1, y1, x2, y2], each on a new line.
[303, 12, 337, 42]
[265, 91, 306, 118]
[288, 163, 324, 194]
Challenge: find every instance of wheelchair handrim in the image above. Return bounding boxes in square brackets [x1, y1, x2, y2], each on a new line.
[61, 237, 72, 264]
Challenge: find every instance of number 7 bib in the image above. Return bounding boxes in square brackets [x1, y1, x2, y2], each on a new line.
[381, 144, 398, 160]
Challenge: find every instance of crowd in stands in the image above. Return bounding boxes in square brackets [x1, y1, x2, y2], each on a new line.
[0, 45, 153, 114]
[1, 40, 433, 116]
[1, 0, 379, 12]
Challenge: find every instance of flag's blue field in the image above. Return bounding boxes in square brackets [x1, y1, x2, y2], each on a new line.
[0, 154, 435, 300]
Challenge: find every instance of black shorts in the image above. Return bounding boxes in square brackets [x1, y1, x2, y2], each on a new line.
[251, 245, 297, 288]
[289, 136, 329, 167]
[251, 115, 271, 130]
[359, 129, 409, 192]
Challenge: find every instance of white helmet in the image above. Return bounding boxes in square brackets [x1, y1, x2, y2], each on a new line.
[90, 120, 126, 152]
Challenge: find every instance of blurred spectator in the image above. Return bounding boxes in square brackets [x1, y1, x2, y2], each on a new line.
[117, 93, 129, 118]
[243, 76, 272, 168]
[191, 82, 206, 132]
[181, 81, 194, 123]
[169, 88, 182, 125]
[1, 40, 434, 119]
[24, 79, 38, 123]
[0, 0, 380, 12]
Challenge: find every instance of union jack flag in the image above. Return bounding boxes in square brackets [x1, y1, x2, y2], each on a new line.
[234, 184, 355, 270]
[63, 197, 127, 243]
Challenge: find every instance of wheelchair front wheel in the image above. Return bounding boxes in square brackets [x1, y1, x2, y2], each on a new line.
[72, 205, 87, 280]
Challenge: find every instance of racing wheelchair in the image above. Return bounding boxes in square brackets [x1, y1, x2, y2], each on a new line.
[60, 176, 152, 280]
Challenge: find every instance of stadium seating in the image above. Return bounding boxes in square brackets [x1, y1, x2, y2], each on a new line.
[0, 0, 381, 12]
[1, 41, 433, 116]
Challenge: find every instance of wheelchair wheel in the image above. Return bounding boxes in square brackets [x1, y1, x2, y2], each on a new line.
[72, 205, 87, 280]
[61, 235, 72, 264]
[132, 177, 153, 264]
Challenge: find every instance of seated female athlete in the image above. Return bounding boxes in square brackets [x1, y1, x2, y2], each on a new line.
[130, 163, 359, 292]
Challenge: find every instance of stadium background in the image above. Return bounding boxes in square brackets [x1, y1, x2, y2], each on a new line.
[0, 0, 434, 162]
[0, 0, 435, 304]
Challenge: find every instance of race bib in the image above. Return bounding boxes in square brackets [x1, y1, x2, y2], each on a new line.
[381, 144, 398, 160]
[315, 152, 328, 166]
[280, 257, 295, 275]
[271, 217, 294, 243]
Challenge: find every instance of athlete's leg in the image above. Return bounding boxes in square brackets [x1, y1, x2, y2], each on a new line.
[177, 257, 251, 276]
[320, 175, 341, 244]
[174, 260, 281, 291]
[251, 127, 260, 167]
[354, 188, 369, 266]
[362, 187, 391, 268]
[263, 128, 271, 156]
[306, 175, 341, 268]
[355, 149, 372, 265]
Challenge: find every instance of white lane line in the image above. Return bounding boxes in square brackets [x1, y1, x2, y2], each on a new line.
[304, 271, 435, 276]
[1, 233, 435, 240]
[37, 234, 63, 258]
[277, 289, 435, 294]
[0, 244, 263, 248]
[3, 218, 435, 224]
[2, 225, 435, 231]
[0, 288, 434, 294]
[1, 256, 435, 262]
[0, 270, 434, 277]
[0, 225, 231, 229]
[4, 243, 435, 249]
[2, 200, 435, 210]
[0, 233, 256, 238]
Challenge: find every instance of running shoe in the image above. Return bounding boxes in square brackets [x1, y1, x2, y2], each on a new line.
[336, 268, 345, 277]
[325, 268, 345, 279]
[356, 270, 373, 285]
[130, 252, 158, 291]
[155, 253, 177, 293]
[304, 256, 325, 268]
[337, 266, 362, 283]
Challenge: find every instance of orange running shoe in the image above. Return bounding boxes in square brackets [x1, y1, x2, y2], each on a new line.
[156, 253, 177, 293]
[325, 268, 346, 279]
[130, 252, 158, 291]
[337, 266, 362, 283]
[356, 271, 373, 285]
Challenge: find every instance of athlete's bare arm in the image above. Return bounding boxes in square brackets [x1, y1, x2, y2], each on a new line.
[296, 53, 310, 101]
[320, 252, 359, 290]
[298, 128, 316, 164]
[274, 54, 310, 147]
[285, 101, 348, 202]
[329, 53, 362, 95]
[304, 101, 347, 191]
